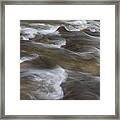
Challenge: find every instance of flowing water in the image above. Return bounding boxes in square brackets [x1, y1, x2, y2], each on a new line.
[20, 20, 100, 100]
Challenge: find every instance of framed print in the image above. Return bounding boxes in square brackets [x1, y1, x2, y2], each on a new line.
[0, 0, 119, 119]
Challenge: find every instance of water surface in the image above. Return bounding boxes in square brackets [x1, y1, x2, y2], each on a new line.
[20, 20, 100, 100]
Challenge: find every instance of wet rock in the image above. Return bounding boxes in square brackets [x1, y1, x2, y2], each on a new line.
[56, 26, 69, 33]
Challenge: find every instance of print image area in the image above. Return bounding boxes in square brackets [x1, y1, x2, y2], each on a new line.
[20, 20, 100, 100]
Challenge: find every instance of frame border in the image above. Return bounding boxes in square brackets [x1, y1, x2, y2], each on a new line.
[0, 0, 119, 119]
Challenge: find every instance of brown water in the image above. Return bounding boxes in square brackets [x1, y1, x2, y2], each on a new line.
[20, 20, 100, 100]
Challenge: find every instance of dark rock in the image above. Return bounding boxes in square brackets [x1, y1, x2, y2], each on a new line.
[56, 26, 69, 33]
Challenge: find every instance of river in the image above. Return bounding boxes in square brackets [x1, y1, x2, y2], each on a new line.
[20, 20, 100, 100]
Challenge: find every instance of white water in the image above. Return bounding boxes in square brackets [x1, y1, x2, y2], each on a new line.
[65, 20, 88, 31]
[21, 28, 38, 39]
[21, 66, 68, 99]
[20, 53, 39, 63]
[20, 20, 100, 100]
[37, 26, 59, 35]
[32, 37, 66, 48]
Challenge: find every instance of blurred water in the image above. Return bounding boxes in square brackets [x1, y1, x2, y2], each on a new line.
[20, 20, 100, 100]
